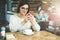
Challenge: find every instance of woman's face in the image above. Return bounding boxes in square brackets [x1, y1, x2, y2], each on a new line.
[39, 10, 44, 14]
[19, 4, 29, 16]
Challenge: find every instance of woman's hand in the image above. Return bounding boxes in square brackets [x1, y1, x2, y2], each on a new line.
[21, 16, 28, 26]
[26, 13, 40, 31]
[26, 13, 37, 26]
[26, 13, 35, 22]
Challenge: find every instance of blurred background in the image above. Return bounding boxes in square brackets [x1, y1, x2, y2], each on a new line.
[0, 0, 60, 36]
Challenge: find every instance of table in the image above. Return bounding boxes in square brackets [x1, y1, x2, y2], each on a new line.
[6, 31, 60, 40]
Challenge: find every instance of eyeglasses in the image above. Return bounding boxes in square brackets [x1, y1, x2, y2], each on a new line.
[20, 7, 28, 11]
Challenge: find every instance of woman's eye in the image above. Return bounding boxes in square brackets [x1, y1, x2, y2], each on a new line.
[21, 7, 25, 9]
[21, 7, 28, 10]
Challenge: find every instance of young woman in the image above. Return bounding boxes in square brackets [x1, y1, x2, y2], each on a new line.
[9, 0, 40, 32]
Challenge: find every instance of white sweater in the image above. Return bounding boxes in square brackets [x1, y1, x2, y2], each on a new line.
[9, 15, 40, 32]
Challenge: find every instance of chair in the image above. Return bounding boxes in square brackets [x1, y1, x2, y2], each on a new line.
[47, 21, 60, 36]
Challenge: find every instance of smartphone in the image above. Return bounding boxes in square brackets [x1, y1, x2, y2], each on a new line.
[28, 11, 34, 16]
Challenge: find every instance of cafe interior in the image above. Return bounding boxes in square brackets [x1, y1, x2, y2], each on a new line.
[0, 0, 60, 40]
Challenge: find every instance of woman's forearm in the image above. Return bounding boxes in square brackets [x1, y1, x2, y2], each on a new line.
[30, 18, 40, 31]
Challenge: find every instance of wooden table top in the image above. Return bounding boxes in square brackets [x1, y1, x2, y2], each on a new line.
[6, 31, 60, 40]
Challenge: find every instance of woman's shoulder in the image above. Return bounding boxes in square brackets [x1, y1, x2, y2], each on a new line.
[11, 13, 18, 17]
[10, 14, 18, 20]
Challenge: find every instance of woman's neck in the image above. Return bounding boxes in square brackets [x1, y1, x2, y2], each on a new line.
[18, 13, 25, 19]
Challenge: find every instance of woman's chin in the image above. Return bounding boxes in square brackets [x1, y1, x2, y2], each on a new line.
[22, 13, 26, 16]
[21, 14, 25, 16]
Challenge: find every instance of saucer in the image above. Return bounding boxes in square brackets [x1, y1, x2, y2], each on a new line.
[23, 29, 34, 35]
[23, 32, 34, 35]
